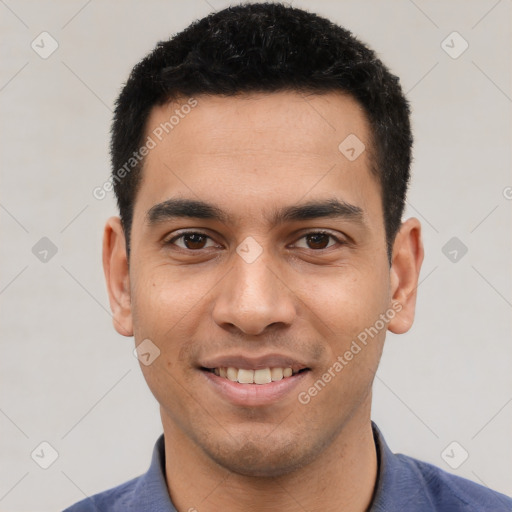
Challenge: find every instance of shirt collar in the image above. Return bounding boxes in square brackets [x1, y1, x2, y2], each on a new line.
[131, 435, 177, 511]
[369, 422, 435, 511]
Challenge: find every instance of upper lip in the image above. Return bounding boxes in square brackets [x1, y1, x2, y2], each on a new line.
[200, 353, 310, 372]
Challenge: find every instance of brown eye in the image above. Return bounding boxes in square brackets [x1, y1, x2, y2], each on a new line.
[167, 232, 216, 250]
[293, 231, 340, 250]
[182, 233, 207, 249]
[305, 233, 331, 249]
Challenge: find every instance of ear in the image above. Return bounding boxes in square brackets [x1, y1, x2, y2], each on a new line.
[102, 217, 133, 337]
[387, 217, 424, 335]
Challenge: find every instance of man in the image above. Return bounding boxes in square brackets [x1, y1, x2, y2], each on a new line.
[65, 3, 512, 511]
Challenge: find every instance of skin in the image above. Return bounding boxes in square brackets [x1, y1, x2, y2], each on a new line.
[103, 91, 424, 512]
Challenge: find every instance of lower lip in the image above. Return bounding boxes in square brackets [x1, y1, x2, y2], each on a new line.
[201, 370, 309, 407]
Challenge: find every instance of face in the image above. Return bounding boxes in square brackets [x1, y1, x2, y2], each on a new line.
[104, 91, 423, 477]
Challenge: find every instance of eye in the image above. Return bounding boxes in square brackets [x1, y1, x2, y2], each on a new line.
[166, 231, 218, 250]
[292, 231, 342, 250]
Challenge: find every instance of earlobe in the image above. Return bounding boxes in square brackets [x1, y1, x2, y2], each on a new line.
[102, 217, 133, 337]
[387, 217, 424, 335]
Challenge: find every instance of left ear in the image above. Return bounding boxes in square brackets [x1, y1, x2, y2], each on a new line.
[387, 217, 424, 334]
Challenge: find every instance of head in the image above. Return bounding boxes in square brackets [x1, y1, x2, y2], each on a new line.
[104, 3, 423, 477]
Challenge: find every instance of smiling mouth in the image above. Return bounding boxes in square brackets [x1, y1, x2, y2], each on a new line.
[202, 366, 310, 384]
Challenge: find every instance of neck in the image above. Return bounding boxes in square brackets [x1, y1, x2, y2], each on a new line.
[162, 409, 378, 512]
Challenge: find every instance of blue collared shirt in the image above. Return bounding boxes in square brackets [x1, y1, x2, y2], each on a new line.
[63, 422, 512, 511]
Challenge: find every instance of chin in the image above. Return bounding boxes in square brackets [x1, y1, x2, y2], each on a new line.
[204, 433, 321, 478]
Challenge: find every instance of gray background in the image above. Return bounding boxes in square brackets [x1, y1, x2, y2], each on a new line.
[1, 0, 510, 510]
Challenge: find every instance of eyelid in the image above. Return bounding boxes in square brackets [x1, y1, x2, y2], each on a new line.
[165, 229, 207, 242]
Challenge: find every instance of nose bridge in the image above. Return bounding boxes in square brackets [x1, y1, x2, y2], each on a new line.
[212, 245, 296, 335]
[234, 252, 276, 305]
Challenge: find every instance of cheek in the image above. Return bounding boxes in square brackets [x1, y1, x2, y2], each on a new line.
[298, 263, 389, 339]
[131, 264, 209, 338]
[130, 268, 206, 420]
[296, 263, 390, 401]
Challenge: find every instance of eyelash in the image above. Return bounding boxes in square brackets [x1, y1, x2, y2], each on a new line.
[165, 230, 345, 251]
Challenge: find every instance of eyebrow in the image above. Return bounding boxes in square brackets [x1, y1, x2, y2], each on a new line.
[146, 197, 365, 227]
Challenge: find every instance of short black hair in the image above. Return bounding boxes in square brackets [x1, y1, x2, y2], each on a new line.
[111, 2, 412, 261]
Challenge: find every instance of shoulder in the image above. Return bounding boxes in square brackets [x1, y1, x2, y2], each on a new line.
[397, 453, 512, 511]
[62, 434, 173, 512]
[62, 475, 140, 512]
[371, 422, 512, 511]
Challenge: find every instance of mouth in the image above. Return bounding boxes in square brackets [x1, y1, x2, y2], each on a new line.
[199, 354, 312, 406]
[201, 366, 310, 384]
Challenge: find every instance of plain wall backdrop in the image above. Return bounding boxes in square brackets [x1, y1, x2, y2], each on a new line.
[0, 1, 510, 510]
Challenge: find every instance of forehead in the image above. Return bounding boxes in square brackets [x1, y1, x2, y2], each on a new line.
[135, 91, 381, 228]
[145, 91, 371, 158]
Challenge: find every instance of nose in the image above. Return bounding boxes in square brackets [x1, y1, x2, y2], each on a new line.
[212, 249, 297, 336]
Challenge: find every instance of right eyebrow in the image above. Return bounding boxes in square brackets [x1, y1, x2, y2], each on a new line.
[147, 198, 231, 225]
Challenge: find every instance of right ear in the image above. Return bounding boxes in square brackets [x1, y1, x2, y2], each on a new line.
[102, 217, 133, 337]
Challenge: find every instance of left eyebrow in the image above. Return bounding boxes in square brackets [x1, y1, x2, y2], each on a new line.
[270, 198, 365, 225]
[146, 197, 366, 227]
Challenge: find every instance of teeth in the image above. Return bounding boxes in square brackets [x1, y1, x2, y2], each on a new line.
[254, 368, 272, 384]
[215, 366, 298, 384]
[237, 369, 254, 384]
[270, 367, 283, 381]
[227, 367, 238, 382]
